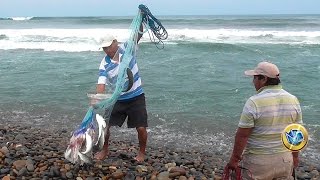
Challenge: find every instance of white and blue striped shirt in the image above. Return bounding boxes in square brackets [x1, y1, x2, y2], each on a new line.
[97, 44, 143, 101]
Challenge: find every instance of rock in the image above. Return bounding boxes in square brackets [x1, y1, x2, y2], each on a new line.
[13, 160, 27, 170]
[49, 166, 60, 177]
[64, 164, 71, 171]
[14, 134, 26, 142]
[136, 165, 148, 173]
[150, 174, 157, 180]
[42, 175, 49, 180]
[26, 163, 34, 172]
[39, 165, 48, 172]
[109, 166, 117, 171]
[179, 176, 188, 180]
[0, 168, 10, 174]
[111, 170, 125, 179]
[0, 147, 9, 154]
[65, 172, 73, 179]
[4, 158, 13, 166]
[18, 167, 28, 176]
[124, 172, 135, 180]
[169, 172, 181, 178]
[157, 172, 170, 180]
[169, 167, 187, 176]
[165, 162, 176, 169]
[135, 176, 144, 180]
[2, 175, 10, 180]
[310, 170, 319, 178]
[13, 169, 19, 175]
[86, 178, 96, 180]
[0, 124, 319, 180]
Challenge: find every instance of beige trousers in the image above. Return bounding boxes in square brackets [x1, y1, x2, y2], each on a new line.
[241, 152, 294, 180]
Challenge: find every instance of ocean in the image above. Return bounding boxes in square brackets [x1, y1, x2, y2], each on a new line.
[0, 15, 319, 164]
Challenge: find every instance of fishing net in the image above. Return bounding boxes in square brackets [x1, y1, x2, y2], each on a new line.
[65, 4, 168, 164]
[82, 9, 144, 129]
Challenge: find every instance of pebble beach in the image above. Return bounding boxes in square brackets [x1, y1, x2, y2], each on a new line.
[0, 123, 319, 180]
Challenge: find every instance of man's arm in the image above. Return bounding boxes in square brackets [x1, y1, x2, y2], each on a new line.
[293, 97, 302, 168]
[227, 127, 253, 169]
[96, 57, 107, 94]
[292, 149, 299, 168]
[96, 84, 105, 94]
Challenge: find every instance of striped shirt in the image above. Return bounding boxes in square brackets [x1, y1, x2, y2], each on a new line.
[97, 44, 143, 101]
[239, 85, 302, 155]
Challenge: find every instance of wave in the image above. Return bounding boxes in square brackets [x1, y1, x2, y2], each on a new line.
[0, 34, 8, 40]
[0, 17, 34, 21]
[159, 16, 320, 29]
[30, 16, 133, 25]
[0, 28, 319, 52]
[0, 16, 133, 24]
[1, 15, 320, 29]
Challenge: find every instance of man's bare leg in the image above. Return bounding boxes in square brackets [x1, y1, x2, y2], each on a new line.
[94, 126, 111, 160]
[134, 127, 147, 162]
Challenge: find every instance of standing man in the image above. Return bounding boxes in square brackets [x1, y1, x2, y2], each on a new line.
[227, 61, 302, 179]
[94, 23, 148, 162]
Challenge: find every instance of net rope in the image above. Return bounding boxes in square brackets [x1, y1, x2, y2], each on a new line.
[65, 5, 168, 164]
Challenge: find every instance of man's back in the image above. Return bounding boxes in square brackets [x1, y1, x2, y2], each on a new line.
[239, 85, 302, 155]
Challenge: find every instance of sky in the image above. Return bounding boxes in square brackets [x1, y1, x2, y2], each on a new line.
[0, 0, 319, 17]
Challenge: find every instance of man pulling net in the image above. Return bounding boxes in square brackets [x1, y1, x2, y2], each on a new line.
[64, 4, 167, 164]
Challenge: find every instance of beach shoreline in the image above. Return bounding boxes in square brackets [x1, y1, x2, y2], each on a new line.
[0, 123, 319, 180]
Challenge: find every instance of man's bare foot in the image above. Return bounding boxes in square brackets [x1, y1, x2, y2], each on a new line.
[134, 152, 145, 162]
[94, 149, 109, 160]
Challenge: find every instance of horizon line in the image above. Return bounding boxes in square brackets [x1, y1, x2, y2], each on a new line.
[1, 13, 320, 18]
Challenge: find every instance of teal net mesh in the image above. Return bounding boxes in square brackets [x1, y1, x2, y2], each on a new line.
[65, 5, 168, 164]
[80, 11, 143, 131]
[65, 10, 143, 164]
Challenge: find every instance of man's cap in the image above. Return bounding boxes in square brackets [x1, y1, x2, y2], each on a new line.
[244, 61, 280, 78]
[99, 36, 116, 48]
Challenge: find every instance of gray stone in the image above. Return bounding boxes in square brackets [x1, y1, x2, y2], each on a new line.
[66, 172, 73, 179]
[14, 134, 26, 142]
[86, 178, 96, 180]
[136, 165, 148, 173]
[18, 167, 28, 176]
[0, 168, 10, 174]
[1, 147, 9, 154]
[179, 176, 188, 180]
[27, 163, 35, 172]
[124, 172, 135, 180]
[157, 172, 170, 180]
[42, 176, 49, 180]
[4, 158, 13, 165]
[310, 170, 319, 178]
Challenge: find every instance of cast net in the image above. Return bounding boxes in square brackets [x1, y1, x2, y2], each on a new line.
[65, 4, 167, 164]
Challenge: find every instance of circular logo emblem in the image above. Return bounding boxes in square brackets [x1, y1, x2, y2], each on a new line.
[281, 124, 308, 151]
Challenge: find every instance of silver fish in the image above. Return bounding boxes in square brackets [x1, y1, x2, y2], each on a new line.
[81, 130, 93, 154]
[64, 147, 72, 160]
[95, 114, 106, 148]
[98, 129, 105, 150]
[78, 152, 92, 164]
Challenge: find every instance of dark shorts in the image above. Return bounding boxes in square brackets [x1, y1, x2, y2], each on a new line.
[105, 93, 148, 128]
